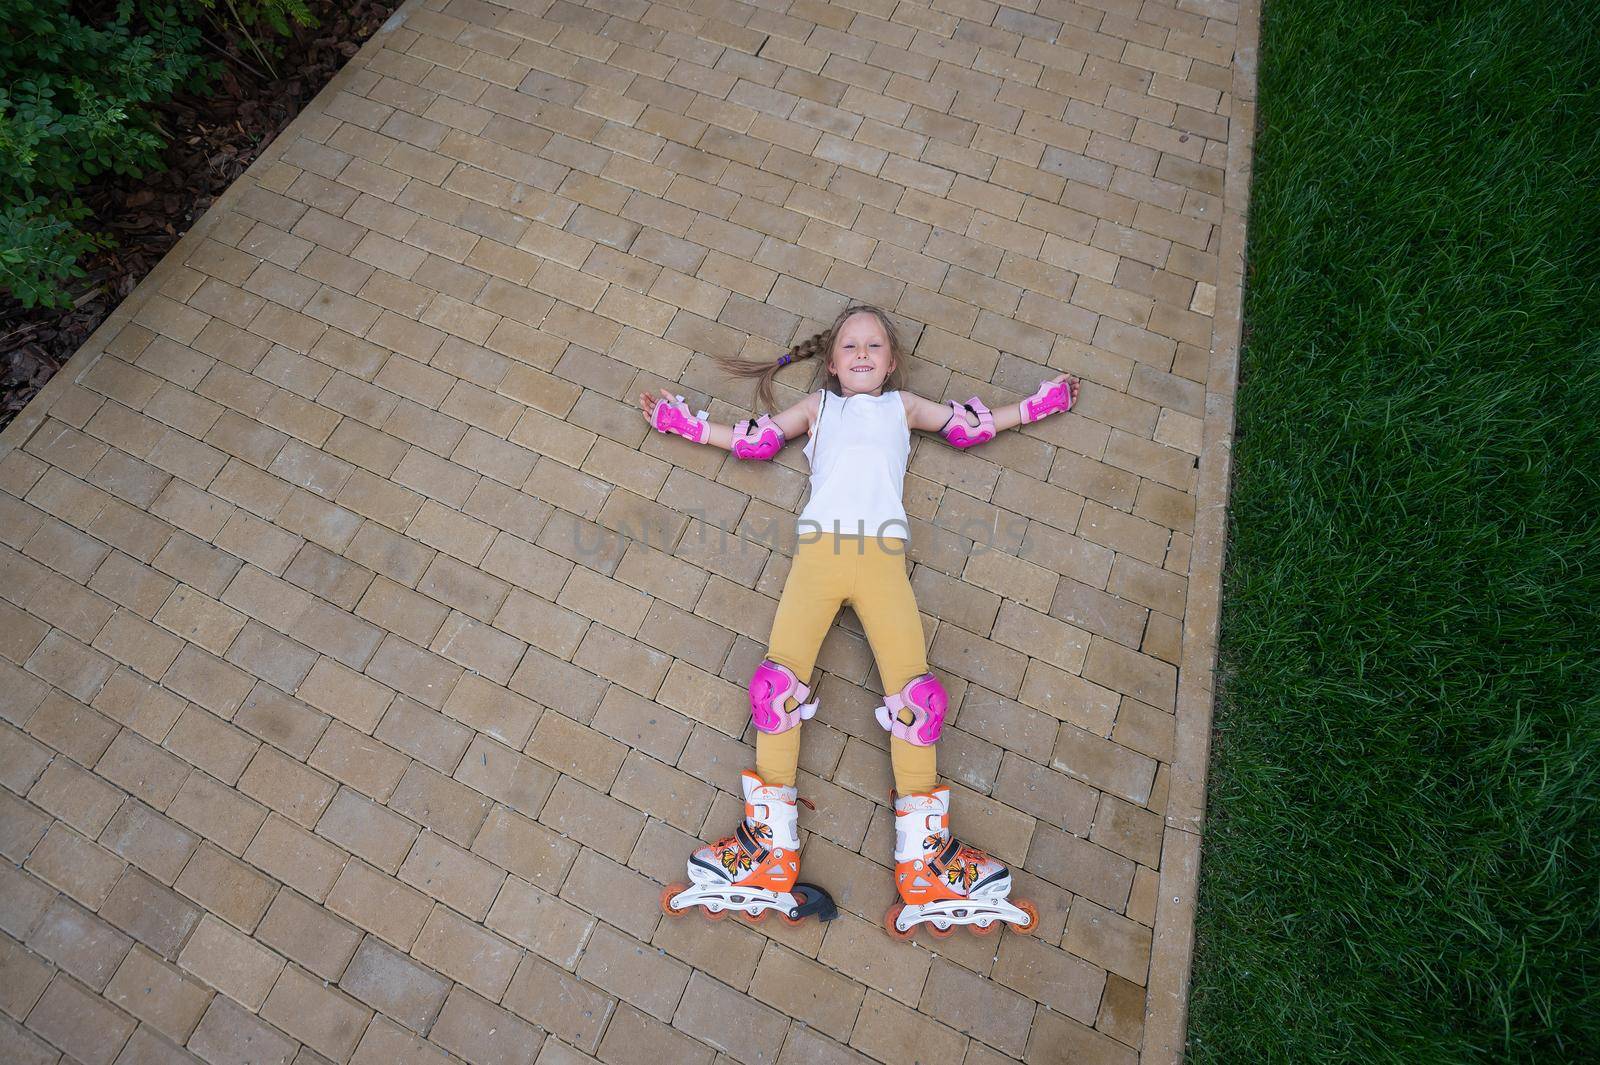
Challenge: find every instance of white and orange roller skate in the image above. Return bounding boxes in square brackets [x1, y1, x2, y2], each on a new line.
[885, 786, 1039, 938]
[661, 769, 838, 925]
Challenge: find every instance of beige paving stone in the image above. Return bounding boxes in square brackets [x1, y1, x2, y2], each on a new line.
[324, 860, 433, 951]
[315, 786, 420, 873]
[850, 990, 967, 1065]
[98, 800, 199, 885]
[992, 932, 1107, 1027]
[556, 849, 660, 945]
[431, 985, 545, 1065]
[484, 876, 593, 970]
[28, 757, 123, 836]
[504, 951, 615, 1054]
[0, 863, 53, 941]
[187, 995, 297, 1065]
[749, 942, 865, 1044]
[238, 746, 337, 827]
[309, 722, 409, 803]
[538, 777, 644, 863]
[348, 1015, 451, 1065]
[339, 933, 449, 1035]
[1052, 722, 1160, 807]
[597, 1003, 713, 1065]
[177, 913, 285, 1010]
[0, 931, 53, 1020]
[26, 895, 132, 991]
[25, 690, 120, 767]
[410, 904, 520, 1001]
[573, 921, 687, 1023]
[650, 898, 764, 992]
[260, 963, 372, 1061]
[166, 769, 267, 855]
[673, 971, 789, 1065]
[161, 706, 260, 786]
[0, 788, 49, 862]
[472, 805, 578, 893]
[397, 829, 505, 920]
[103, 945, 212, 1045]
[24, 973, 136, 1065]
[1065, 898, 1155, 988]
[255, 888, 363, 982]
[243, 813, 349, 902]
[918, 958, 1036, 1058]
[1027, 1008, 1138, 1065]
[388, 762, 491, 846]
[1097, 972, 1146, 1051]
[100, 869, 202, 962]
[25, 823, 125, 910]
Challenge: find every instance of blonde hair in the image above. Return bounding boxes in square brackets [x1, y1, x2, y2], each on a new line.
[711, 304, 908, 415]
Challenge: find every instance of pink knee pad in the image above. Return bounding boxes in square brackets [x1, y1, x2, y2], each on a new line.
[750, 660, 818, 734]
[874, 672, 948, 746]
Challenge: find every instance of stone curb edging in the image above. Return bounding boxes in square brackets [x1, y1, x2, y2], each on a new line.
[1140, 0, 1263, 1059]
[0, 0, 432, 459]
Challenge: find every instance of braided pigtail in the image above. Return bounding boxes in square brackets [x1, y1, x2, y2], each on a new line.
[711, 328, 831, 415]
[709, 303, 905, 428]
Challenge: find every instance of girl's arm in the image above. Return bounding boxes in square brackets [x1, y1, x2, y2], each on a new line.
[638, 387, 817, 456]
[904, 374, 1080, 445]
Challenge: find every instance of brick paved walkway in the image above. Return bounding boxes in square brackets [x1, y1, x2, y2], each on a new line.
[0, 1, 1257, 1063]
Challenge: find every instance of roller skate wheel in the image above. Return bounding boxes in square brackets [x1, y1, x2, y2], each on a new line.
[928, 919, 955, 939]
[882, 903, 916, 941]
[660, 883, 689, 917]
[781, 910, 807, 927]
[971, 916, 999, 936]
[741, 907, 768, 924]
[703, 904, 726, 921]
[1014, 899, 1040, 934]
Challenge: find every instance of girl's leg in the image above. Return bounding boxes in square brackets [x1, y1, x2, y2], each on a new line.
[852, 541, 1038, 936]
[756, 533, 850, 786]
[849, 537, 939, 794]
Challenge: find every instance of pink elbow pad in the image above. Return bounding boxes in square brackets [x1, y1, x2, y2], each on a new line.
[1020, 379, 1074, 424]
[732, 415, 785, 460]
[653, 394, 709, 443]
[940, 397, 995, 449]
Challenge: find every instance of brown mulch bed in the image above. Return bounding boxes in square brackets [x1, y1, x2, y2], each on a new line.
[0, 0, 404, 431]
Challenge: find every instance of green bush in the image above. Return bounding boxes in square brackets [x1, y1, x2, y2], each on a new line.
[0, 0, 318, 311]
[0, 1, 212, 308]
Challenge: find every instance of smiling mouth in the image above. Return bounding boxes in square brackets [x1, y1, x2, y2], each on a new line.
[850, 366, 873, 372]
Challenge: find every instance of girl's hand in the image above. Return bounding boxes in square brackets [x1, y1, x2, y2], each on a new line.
[638, 387, 673, 424]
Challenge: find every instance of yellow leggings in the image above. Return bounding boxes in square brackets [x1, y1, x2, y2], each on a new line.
[755, 532, 938, 794]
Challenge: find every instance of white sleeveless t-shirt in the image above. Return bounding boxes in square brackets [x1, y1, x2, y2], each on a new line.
[798, 389, 911, 541]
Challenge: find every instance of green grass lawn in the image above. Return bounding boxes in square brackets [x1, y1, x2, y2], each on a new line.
[1187, 1, 1599, 1061]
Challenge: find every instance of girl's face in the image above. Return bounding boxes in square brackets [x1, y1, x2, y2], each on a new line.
[830, 312, 895, 395]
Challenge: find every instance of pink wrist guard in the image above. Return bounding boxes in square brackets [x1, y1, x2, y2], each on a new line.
[653, 394, 709, 443]
[940, 397, 995, 449]
[1020, 379, 1073, 424]
[732, 414, 785, 460]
